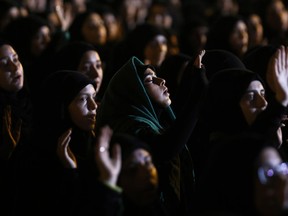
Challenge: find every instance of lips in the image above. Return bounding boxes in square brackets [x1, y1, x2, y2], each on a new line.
[12, 74, 22, 83]
[87, 114, 96, 122]
[163, 87, 169, 96]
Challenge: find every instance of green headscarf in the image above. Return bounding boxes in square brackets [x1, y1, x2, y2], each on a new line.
[97, 56, 175, 135]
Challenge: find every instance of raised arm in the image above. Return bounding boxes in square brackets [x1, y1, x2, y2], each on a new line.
[267, 45, 288, 107]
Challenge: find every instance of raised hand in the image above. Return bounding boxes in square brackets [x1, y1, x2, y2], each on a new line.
[0, 105, 22, 160]
[57, 128, 77, 169]
[194, 50, 206, 68]
[94, 126, 121, 187]
[267, 45, 288, 107]
[53, 0, 73, 31]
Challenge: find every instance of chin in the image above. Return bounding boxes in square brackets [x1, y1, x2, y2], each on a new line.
[10, 85, 23, 92]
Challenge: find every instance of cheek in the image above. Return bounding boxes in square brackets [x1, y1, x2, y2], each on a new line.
[69, 105, 86, 122]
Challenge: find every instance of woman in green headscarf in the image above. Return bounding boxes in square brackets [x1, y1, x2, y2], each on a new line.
[96, 52, 208, 216]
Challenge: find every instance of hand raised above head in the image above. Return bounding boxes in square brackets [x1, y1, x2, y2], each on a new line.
[194, 50, 206, 69]
[267, 45, 288, 107]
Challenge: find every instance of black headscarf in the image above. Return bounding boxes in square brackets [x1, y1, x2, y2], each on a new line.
[37, 70, 96, 136]
[204, 68, 265, 133]
[53, 41, 95, 72]
[243, 45, 277, 102]
[202, 49, 246, 80]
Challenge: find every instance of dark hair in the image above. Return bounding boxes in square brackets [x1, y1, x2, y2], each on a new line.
[111, 133, 151, 162]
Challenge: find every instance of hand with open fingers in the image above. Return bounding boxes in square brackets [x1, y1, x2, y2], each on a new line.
[0, 105, 22, 160]
[57, 128, 77, 169]
[95, 126, 121, 187]
[267, 45, 288, 107]
[53, 0, 73, 31]
[194, 50, 206, 69]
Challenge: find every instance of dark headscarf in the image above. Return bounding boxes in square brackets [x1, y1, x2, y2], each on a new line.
[158, 53, 191, 102]
[126, 23, 166, 61]
[205, 68, 264, 132]
[3, 15, 49, 61]
[202, 49, 246, 80]
[38, 70, 95, 136]
[53, 41, 95, 72]
[69, 11, 94, 42]
[111, 133, 151, 163]
[243, 45, 277, 102]
[96, 56, 175, 135]
[205, 15, 244, 54]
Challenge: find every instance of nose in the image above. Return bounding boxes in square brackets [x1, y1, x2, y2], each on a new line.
[256, 94, 268, 110]
[152, 76, 165, 86]
[89, 65, 100, 79]
[9, 59, 19, 72]
[88, 97, 98, 111]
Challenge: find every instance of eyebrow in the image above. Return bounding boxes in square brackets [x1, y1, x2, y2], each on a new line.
[0, 53, 17, 60]
[144, 70, 156, 77]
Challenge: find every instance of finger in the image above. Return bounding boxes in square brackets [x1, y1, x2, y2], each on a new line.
[13, 119, 22, 143]
[286, 46, 288, 69]
[111, 143, 121, 166]
[96, 125, 112, 149]
[67, 145, 75, 159]
[276, 49, 281, 75]
[62, 135, 71, 149]
[281, 46, 284, 70]
[59, 128, 72, 146]
[3, 106, 12, 127]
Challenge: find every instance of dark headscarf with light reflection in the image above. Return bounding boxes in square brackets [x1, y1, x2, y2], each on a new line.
[204, 68, 265, 133]
[39, 70, 96, 136]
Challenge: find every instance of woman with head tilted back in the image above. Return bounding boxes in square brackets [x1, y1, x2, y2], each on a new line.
[96, 51, 208, 216]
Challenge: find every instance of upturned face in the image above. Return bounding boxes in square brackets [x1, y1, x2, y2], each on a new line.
[143, 67, 171, 107]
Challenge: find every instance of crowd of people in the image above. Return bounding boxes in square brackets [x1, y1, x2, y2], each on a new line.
[2, 0, 288, 215]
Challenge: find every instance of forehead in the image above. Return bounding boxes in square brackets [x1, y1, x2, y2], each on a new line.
[143, 67, 156, 76]
[246, 80, 264, 91]
[78, 84, 96, 94]
[82, 50, 100, 60]
[0, 45, 16, 57]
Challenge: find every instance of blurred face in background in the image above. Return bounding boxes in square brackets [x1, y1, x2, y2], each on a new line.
[118, 148, 159, 206]
[31, 25, 51, 56]
[144, 35, 168, 67]
[78, 50, 103, 93]
[229, 20, 249, 57]
[82, 13, 107, 46]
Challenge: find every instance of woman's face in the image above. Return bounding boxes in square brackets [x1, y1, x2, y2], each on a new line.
[266, 0, 288, 32]
[68, 84, 97, 131]
[229, 20, 249, 57]
[143, 67, 171, 107]
[0, 45, 24, 92]
[118, 149, 158, 205]
[78, 50, 103, 93]
[144, 35, 168, 67]
[82, 13, 107, 46]
[247, 14, 264, 47]
[31, 25, 51, 56]
[240, 80, 267, 125]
